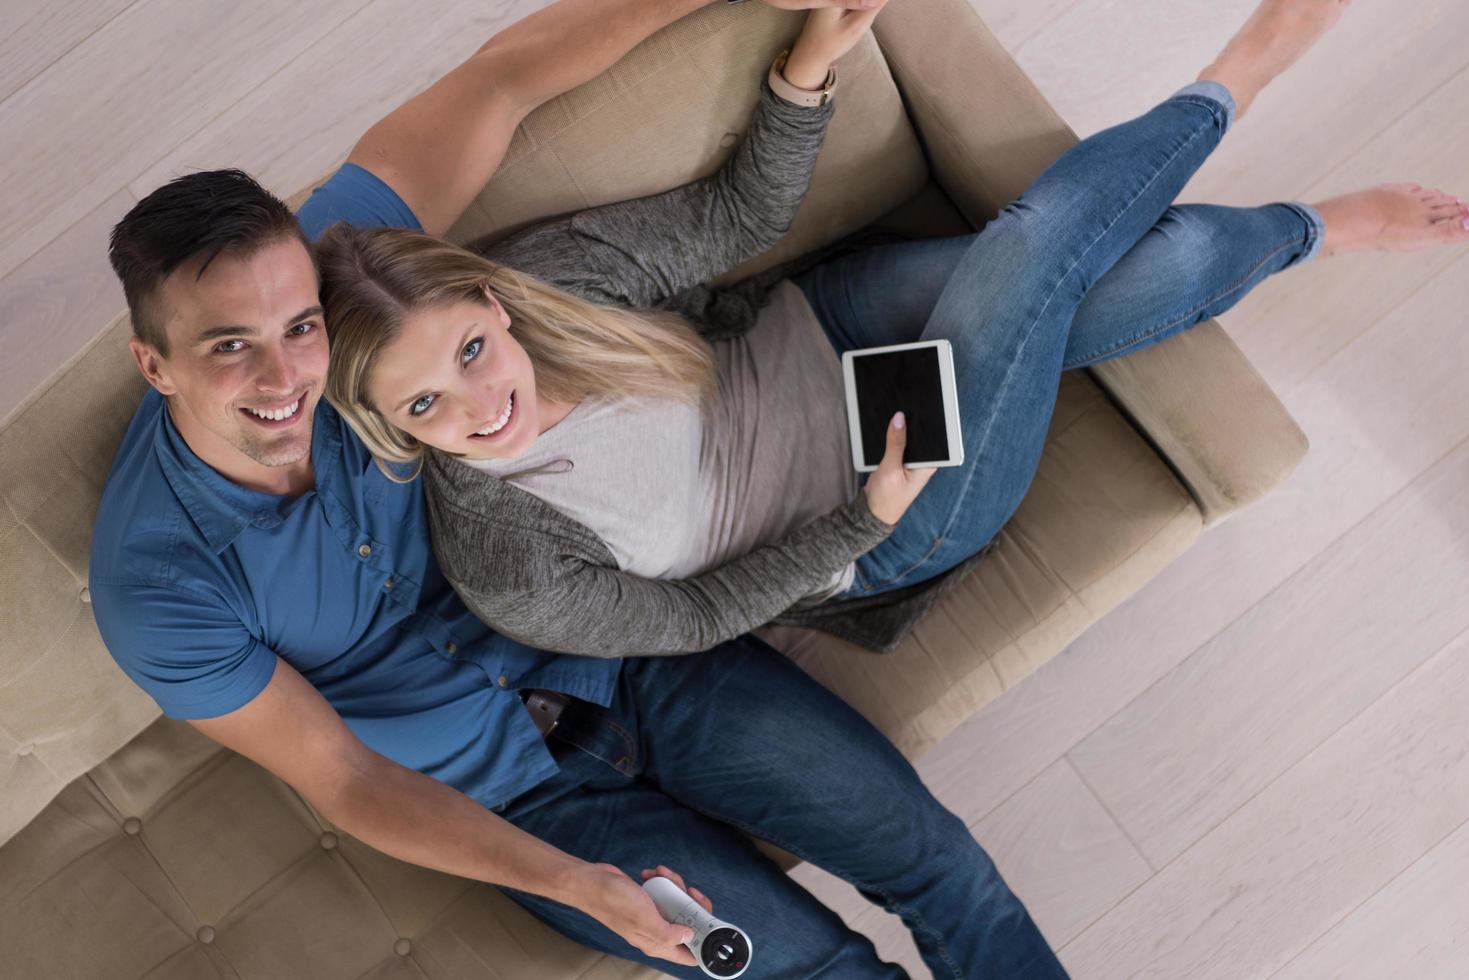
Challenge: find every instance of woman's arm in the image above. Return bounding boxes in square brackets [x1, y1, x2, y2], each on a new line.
[481, 3, 888, 308]
[482, 79, 835, 310]
[435, 493, 894, 657]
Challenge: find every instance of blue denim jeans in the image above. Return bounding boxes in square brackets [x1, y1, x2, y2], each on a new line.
[496, 634, 1068, 978]
[793, 83, 1324, 597]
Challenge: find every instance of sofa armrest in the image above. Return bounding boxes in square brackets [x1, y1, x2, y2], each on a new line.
[874, 0, 1308, 524]
[1086, 324, 1307, 524]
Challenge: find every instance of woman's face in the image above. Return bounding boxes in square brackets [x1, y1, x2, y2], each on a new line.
[367, 288, 544, 460]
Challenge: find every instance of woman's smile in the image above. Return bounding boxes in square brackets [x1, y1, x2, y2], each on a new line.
[470, 391, 516, 441]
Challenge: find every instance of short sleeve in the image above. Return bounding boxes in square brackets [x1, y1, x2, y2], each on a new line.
[90, 582, 279, 720]
[296, 163, 423, 242]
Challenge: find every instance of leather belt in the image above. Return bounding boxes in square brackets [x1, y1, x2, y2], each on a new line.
[521, 689, 572, 739]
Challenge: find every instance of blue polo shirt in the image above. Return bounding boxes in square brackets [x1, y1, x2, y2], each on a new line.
[88, 164, 621, 809]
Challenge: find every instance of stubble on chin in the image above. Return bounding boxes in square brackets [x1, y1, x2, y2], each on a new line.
[234, 420, 314, 469]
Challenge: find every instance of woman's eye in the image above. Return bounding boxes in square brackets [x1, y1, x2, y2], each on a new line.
[462, 337, 483, 364]
[214, 340, 245, 354]
[409, 394, 436, 417]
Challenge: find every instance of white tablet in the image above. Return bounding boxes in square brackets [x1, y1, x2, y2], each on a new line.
[841, 340, 964, 473]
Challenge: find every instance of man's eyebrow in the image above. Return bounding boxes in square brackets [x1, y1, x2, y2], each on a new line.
[289, 305, 325, 325]
[194, 323, 257, 344]
[193, 306, 324, 345]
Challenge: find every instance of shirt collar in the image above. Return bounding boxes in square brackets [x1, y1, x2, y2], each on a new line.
[154, 396, 344, 553]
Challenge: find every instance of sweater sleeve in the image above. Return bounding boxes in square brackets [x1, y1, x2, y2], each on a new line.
[481, 80, 835, 311]
[430, 489, 892, 658]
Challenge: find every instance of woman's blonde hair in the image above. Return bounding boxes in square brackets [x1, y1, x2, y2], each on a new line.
[316, 222, 716, 480]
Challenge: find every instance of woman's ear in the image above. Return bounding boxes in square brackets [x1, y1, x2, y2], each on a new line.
[481, 282, 511, 330]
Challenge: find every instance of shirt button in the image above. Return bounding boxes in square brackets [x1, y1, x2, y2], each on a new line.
[383, 578, 395, 590]
[358, 543, 372, 558]
[497, 675, 509, 688]
[444, 641, 457, 654]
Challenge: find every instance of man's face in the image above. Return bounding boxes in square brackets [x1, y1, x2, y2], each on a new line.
[130, 237, 328, 494]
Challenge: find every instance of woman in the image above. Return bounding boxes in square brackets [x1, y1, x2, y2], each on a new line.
[319, 0, 1467, 657]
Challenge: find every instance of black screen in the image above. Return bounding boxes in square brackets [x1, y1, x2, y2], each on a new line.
[851, 346, 950, 467]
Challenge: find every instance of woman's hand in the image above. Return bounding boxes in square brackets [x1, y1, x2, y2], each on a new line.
[572, 862, 704, 967]
[781, 0, 891, 90]
[862, 411, 937, 526]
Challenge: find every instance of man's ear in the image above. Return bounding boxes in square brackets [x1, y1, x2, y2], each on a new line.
[128, 336, 177, 397]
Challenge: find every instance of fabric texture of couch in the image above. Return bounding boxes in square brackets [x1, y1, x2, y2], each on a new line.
[0, 1, 1307, 976]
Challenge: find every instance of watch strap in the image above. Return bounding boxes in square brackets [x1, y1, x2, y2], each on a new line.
[768, 48, 837, 107]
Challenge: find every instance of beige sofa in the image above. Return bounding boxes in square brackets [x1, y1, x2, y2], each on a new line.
[0, 1, 1307, 976]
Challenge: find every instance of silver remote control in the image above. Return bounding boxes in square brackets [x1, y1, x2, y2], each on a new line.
[642, 875, 753, 978]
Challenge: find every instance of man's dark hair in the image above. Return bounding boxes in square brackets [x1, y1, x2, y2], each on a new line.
[109, 169, 310, 355]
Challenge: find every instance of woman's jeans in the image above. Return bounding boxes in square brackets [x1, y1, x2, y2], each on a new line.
[794, 82, 1324, 597]
[498, 634, 1067, 979]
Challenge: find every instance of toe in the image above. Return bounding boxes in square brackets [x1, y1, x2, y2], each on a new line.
[1438, 217, 1469, 243]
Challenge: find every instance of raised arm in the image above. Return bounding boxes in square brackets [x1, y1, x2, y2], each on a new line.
[482, 3, 887, 311]
[346, 0, 878, 238]
[483, 81, 836, 312]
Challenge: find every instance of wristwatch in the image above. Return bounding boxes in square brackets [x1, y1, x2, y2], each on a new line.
[768, 48, 838, 107]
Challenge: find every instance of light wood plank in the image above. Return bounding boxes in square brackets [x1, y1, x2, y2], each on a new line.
[1016, 0, 1469, 211]
[1064, 244, 1469, 865]
[128, 0, 540, 205]
[919, 239, 1469, 831]
[1059, 622, 1469, 979]
[0, 0, 139, 103]
[1270, 817, 1469, 980]
[0, 0, 370, 280]
[968, 759, 1152, 947]
[1216, 61, 1469, 396]
[0, 190, 134, 429]
[968, 0, 1084, 55]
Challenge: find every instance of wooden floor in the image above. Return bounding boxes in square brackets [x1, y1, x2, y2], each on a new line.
[3, 0, 1467, 977]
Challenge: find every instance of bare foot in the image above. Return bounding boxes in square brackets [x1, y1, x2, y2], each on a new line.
[1200, 0, 1351, 120]
[1314, 183, 1469, 256]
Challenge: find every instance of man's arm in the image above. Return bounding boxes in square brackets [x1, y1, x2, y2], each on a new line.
[346, 0, 703, 237]
[345, 0, 875, 237]
[190, 655, 702, 966]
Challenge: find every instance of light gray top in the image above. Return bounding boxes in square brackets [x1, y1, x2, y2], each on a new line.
[464, 278, 859, 600]
[424, 79, 992, 657]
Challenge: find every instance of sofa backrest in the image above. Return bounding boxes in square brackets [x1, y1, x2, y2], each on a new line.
[0, 1, 928, 847]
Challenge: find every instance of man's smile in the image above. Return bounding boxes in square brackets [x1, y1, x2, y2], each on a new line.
[240, 392, 308, 428]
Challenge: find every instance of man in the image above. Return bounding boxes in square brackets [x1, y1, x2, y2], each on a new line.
[90, 0, 1066, 975]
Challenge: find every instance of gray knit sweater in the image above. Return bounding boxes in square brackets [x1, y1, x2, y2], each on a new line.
[424, 80, 992, 656]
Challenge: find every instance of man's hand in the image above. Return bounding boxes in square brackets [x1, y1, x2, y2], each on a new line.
[571, 863, 708, 967]
[782, 0, 889, 88]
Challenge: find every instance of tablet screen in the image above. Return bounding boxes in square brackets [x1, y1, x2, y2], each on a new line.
[851, 346, 951, 466]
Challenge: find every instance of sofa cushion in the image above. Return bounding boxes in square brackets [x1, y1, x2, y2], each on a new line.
[0, 717, 659, 980]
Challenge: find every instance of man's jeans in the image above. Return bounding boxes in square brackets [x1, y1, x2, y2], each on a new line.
[794, 82, 1323, 597]
[497, 634, 1068, 978]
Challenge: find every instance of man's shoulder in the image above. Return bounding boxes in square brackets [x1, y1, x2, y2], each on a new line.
[296, 163, 423, 242]
[90, 390, 207, 591]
